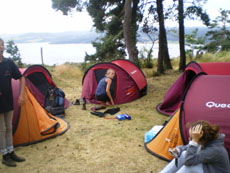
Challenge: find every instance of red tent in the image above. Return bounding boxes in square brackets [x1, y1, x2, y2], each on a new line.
[81, 59, 147, 104]
[145, 72, 230, 160]
[156, 61, 230, 116]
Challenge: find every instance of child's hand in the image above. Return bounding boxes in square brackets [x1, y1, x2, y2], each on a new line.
[191, 124, 203, 143]
[110, 99, 115, 106]
[18, 94, 25, 106]
[169, 148, 179, 158]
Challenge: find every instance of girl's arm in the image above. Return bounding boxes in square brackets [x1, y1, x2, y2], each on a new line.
[18, 76, 26, 105]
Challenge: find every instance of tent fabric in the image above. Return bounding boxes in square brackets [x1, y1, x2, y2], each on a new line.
[146, 62, 230, 161]
[180, 75, 230, 150]
[81, 59, 147, 105]
[156, 62, 230, 116]
[13, 88, 69, 146]
[145, 108, 184, 161]
[21, 65, 70, 109]
[12, 65, 70, 146]
[199, 62, 230, 75]
[111, 59, 147, 92]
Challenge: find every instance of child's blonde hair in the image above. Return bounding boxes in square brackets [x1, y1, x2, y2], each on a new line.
[106, 69, 115, 76]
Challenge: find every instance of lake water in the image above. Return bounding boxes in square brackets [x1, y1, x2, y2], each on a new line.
[4, 42, 180, 65]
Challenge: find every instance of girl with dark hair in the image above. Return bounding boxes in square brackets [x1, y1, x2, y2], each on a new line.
[160, 120, 230, 173]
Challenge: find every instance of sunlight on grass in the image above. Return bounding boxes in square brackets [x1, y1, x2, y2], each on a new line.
[197, 52, 230, 63]
[54, 64, 83, 79]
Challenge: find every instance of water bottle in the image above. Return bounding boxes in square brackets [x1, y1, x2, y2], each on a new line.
[116, 114, 125, 121]
[144, 131, 156, 143]
[123, 114, 131, 120]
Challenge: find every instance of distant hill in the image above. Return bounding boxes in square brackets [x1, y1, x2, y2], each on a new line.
[0, 27, 209, 44]
[1, 30, 102, 44]
[137, 26, 209, 43]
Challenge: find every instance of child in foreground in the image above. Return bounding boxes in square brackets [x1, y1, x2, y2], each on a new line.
[160, 120, 230, 173]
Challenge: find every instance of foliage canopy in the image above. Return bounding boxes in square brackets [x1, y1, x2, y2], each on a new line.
[6, 40, 23, 67]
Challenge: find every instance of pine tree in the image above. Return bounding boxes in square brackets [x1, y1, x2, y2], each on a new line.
[205, 9, 230, 52]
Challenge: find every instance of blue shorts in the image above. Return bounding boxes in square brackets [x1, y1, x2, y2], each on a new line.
[96, 94, 110, 102]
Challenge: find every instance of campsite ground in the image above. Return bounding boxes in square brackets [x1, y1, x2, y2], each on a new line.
[1, 64, 181, 173]
[1, 54, 229, 173]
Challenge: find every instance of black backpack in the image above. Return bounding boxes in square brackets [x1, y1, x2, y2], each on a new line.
[44, 87, 65, 116]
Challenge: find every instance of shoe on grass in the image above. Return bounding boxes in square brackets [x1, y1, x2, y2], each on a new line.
[10, 151, 25, 162]
[2, 153, 16, 167]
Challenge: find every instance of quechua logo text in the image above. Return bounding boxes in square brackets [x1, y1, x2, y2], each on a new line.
[206, 101, 230, 109]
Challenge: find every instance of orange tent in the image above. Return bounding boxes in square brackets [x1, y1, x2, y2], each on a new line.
[145, 108, 183, 161]
[12, 65, 69, 146]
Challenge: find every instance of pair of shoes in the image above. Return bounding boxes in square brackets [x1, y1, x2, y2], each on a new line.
[10, 151, 25, 162]
[2, 153, 16, 167]
[73, 99, 80, 105]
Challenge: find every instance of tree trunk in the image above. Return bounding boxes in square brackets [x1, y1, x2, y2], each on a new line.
[178, 0, 186, 71]
[160, 0, 172, 70]
[131, 0, 139, 63]
[163, 34, 172, 69]
[124, 0, 138, 65]
[157, 0, 166, 74]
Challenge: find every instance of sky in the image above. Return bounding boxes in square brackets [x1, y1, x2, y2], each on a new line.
[0, 0, 94, 34]
[0, 0, 229, 35]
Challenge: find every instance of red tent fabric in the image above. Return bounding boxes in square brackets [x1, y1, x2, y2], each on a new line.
[199, 62, 230, 75]
[81, 59, 147, 104]
[145, 73, 230, 160]
[156, 62, 230, 116]
[181, 74, 230, 152]
[21, 65, 70, 109]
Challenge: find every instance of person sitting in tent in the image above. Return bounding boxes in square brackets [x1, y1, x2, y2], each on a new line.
[0, 38, 26, 167]
[160, 120, 230, 173]
[92, 69, 115, 111]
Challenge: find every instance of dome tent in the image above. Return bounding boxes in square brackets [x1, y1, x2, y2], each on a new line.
[145, 62, 230, 161]
[12, 65, 70, 146]
[156, 61, 230, 116]
[81, 59, 147, 105]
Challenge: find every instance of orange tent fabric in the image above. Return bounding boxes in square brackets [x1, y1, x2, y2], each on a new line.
[145, 108, 184, 161]
[13, 87, 69, 146]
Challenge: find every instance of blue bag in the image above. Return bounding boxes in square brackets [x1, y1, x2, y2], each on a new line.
[45, 87, 65, 115]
